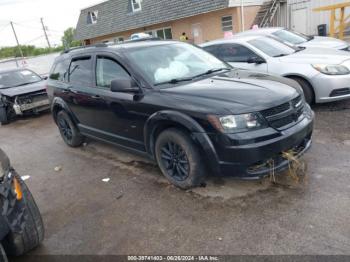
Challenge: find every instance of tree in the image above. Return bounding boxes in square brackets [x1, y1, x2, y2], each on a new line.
[61, 27, 81, 49]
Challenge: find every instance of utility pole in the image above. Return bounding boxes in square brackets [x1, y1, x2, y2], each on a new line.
[241, 0, 245, 32]
[10, 21, 24, 65]
[40, 17, 51, 48]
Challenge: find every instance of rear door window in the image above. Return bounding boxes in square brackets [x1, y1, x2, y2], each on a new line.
[68, 56, 93, 86]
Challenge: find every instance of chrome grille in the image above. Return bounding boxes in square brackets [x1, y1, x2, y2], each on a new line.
[261, 95, 304, 130]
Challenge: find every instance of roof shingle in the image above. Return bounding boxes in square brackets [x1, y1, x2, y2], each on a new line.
[75, 0, 230, 40]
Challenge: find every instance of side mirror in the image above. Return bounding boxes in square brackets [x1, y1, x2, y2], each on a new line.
[42, 76, 48, 80]
[247, 56, 265, 64]
[110, 77, 140, 93]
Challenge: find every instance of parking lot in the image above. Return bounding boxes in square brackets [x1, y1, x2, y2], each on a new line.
[0, 100, 349, 255]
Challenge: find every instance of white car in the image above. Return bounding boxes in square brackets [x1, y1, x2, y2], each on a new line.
[201, 36, 350, 104]
[130, 32, 152, 40]
[235, 27, 350, 52]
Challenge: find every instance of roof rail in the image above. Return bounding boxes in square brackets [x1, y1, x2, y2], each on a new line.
[61, 37, 163, 54]
[61, 43, 109, 54]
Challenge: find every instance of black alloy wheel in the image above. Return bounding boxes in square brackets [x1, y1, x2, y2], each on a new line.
[160, 141, 190, 181]
[155, 128, 205, 189]
[57, 117, 73, 142]
[56, 111, 84, 147]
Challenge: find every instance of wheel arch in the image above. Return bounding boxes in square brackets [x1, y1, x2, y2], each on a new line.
[51, 97, 79, 125]
[144, 110, 221, 175]
[283, 74, 316, 99]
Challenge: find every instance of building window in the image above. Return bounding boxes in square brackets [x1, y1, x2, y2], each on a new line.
[155, 28, 172, 39]
[131, 0, 142, 12]
[221, 16, 233, 32]
[87, 11, 98, 24]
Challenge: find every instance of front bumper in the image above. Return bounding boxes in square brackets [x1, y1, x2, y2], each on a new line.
[311, 73, 350, 103]
[208, 111, 314, 178]
[13, 99, 50, 115]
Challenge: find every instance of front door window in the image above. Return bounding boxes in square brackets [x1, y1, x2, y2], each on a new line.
[96, 56, 129, 88]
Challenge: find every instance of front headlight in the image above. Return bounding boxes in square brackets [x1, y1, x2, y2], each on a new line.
[208, 113, 266, 133]
[312, 64, 350, 75]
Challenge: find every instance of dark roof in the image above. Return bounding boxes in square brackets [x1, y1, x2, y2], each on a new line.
[56, 39, 177, 61]
[75, 0, 229, 40]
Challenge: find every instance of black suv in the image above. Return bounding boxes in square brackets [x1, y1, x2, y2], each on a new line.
[47, 40, 314, 189]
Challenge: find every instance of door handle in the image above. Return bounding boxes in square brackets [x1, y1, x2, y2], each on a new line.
[90, 95, 101, 99]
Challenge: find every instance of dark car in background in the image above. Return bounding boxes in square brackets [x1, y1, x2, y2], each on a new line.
[0, 148, 44, 261]
[0, 69, 49, 125]
[47, 40, 314, 189]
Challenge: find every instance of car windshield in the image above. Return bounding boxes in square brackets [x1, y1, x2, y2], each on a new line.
[248, 37, 297, 57]
[0, 69, 42, 89]
[272, 29, 309, 45]
[125, 43, 229, 86]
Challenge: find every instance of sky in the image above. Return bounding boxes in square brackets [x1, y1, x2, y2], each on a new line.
[0, 0, 102, 48]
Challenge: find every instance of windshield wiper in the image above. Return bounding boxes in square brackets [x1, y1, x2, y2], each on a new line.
[154, 68, 230, 86]
[193, 68, 230, 78]
[307, 35, 314, 42]
[295, 46, 306, 53]
[273, 53, 289, 57]
[155, 77, 194, 86]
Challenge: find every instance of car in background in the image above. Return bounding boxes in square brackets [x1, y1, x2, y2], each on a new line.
[130, 32, 152, 40]
[201, 36, 350, 104]
[47, 40, 313, 189]
[0, 69, 49, 125]
[0, 148, 44, 261]
[235, 27, 350, 51]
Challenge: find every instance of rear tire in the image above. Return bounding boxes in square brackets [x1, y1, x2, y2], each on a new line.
[290, 77, 314, 105]
[56, 110, 84, 147]
[2, 175, 44, 256]
[0, 107, 9, 125]
[155, 128, 205, 189]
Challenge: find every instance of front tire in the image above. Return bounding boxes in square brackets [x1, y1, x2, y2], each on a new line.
[56, 110, 84, 147]
[290, 77, 314, 105]
[2, 175, 44, 256]
[0, 107, 9, 125]
[155, 128, 205, 189]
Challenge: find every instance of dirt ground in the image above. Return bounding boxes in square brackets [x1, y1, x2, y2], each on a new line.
[0, 100, 349, 255]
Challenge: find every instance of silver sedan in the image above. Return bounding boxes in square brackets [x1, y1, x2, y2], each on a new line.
[200, 36, 350, 104]
[235, 27, 350, 51]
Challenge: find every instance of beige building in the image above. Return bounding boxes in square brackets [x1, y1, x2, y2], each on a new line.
[75, 0, 263, 45]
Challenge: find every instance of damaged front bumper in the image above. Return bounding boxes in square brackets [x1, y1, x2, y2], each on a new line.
[12, 92, 50, 115]
[210, 109, 314, 179]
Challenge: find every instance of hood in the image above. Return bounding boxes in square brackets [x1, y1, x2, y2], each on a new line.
[300, 36, 349, 50]
[160, 70, 300, 115]
[0, 80, 46, 97]
[278, 47, 350, 65]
